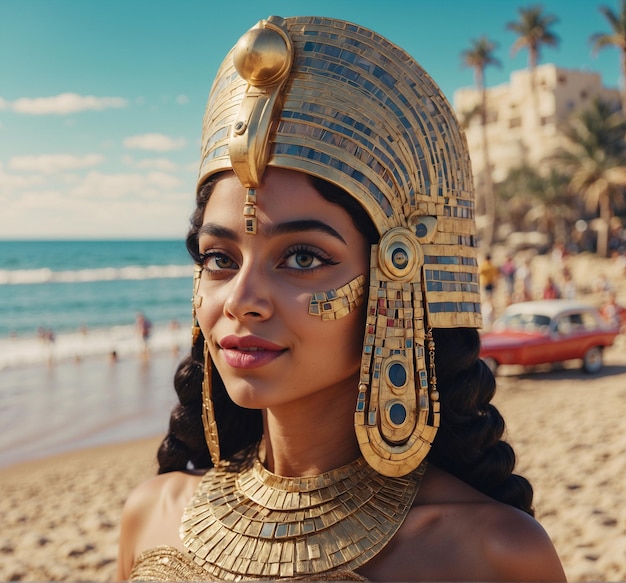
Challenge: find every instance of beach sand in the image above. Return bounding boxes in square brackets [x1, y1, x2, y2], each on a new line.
[1, 250, 626, 582]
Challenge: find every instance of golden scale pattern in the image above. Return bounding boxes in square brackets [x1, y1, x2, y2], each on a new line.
[180, 446, 426, 580]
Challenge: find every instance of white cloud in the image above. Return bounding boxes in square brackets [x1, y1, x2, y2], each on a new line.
[71, 170, 182, 199]
[176, 94, 189, 105]
[7, 93, 128, 115]
[0, 160, 194, 238]
[123, 133, 186, 152]
[0, 168, 46, 191]
[146, 171, 182, 190]
[9, 153, 105, 174]
[123, 155, 178, 171]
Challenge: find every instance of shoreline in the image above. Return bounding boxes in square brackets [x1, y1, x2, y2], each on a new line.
[0, 347, 181, 469]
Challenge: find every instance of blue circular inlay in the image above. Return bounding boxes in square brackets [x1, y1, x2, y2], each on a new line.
[389, 402, 407, 425]
[415, 223, 428, 238]
[391, 247, 408, 269]
[389, 362, 407, 387]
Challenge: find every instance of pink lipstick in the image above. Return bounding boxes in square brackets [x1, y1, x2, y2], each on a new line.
[218, 335, 286, 369]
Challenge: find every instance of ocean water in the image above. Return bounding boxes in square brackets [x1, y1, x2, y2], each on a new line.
[0, 240, 197, 466]
[0, 240, 195, 369]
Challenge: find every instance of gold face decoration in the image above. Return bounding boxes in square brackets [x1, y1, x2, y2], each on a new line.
[308, 274, 366, 321]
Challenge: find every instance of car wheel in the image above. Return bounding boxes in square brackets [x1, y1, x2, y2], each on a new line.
[582, 346, 603, 374]
[482, 356, 499, 375]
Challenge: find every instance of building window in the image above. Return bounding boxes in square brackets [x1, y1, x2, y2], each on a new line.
[558, 74, 567, 85]
[581, 90, 588, 99]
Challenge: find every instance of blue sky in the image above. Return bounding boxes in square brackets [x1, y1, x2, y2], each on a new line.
[0, 0, 622, 239]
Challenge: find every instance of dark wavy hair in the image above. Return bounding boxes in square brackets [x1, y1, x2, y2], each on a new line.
[156, 173, 535, 516]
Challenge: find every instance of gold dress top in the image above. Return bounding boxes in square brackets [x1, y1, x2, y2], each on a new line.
[129, 546, 367, 581]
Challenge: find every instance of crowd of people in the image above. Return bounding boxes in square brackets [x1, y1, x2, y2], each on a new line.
[478, 244, 626, 331]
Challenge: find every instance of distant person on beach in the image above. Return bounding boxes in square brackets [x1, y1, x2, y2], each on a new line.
[478, 253, 499, 299]
[135, 312, 152, 360]
[561, 266, 577, 300]
[542, 276, 561, 300]
[116, 16, 565, 582]
[37, 326, 55, 366]
[600, 291, 626, 332]
[500, 253, 517, 302]
[512, 258, 533, 302]
[169, 319, 181, 357]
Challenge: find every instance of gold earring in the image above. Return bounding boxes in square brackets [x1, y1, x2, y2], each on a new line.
[192, 263, 221, 466]
[202, 341, 221, 466]
[191, 264, 202, 345]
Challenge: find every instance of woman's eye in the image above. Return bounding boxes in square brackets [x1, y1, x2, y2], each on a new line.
[201, 252, 238, 271]
[282, 247, 337, 271]
[285, 251, 321, 270]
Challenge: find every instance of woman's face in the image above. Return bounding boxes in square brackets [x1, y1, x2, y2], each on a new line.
[195, 168, 370, 411]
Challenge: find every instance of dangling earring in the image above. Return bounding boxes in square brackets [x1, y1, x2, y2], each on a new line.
[192, 263, 221, 466]
[202, 341, 221, 466]
[191, 264, 202, 346]
[354, 228, 438, 477]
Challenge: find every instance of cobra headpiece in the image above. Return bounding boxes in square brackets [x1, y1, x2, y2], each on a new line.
[196, 16, 482, 477]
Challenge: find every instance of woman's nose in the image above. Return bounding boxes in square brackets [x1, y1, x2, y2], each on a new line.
[223, 266, 273, 321]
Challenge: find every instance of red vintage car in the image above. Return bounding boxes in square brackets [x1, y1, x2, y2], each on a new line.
[480, 300, 619, 374]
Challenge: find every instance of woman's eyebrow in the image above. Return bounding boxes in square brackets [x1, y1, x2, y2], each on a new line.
[269, 220, 346, 244]
[197, 224, 238, 240]
[198, 219, 347, 245]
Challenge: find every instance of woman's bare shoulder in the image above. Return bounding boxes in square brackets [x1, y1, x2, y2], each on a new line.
[125, 470, 203, 511]
[361, 466, 565, 582]
[477, 499, 566, 581]
[116, 470, 205, 581]
[421, 466, 565, 581]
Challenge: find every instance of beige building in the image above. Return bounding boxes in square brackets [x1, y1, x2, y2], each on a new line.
[453, 64, 620, 184]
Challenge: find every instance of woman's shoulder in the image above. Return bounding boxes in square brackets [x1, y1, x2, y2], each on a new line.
[116, 470, 205, 581]
[419, 466, 565, 580]
[360, 465, 565, 582]
[125, 469, 204, 509]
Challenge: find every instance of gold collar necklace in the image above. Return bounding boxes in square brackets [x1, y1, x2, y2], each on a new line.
[180, 443, 426, 580]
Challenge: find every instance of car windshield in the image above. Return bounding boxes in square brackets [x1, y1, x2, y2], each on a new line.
[495, 312, 552, 332]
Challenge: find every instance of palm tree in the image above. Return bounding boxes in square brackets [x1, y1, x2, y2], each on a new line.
[495, 164, 573, 246]
[507, 5, 559, 123]
[521, 168, 573, 245]
[553, 98, 626, 257]
[461, 36, 501, 248]
[590, 0, 626, 113]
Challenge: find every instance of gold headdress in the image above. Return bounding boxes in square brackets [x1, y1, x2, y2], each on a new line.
[196, 16, 482, 477]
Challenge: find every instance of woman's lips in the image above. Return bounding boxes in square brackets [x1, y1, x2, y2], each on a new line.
[218, 335, 286, 369]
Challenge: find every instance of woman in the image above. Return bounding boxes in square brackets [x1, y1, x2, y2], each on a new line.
[117, 16, 565, 581]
